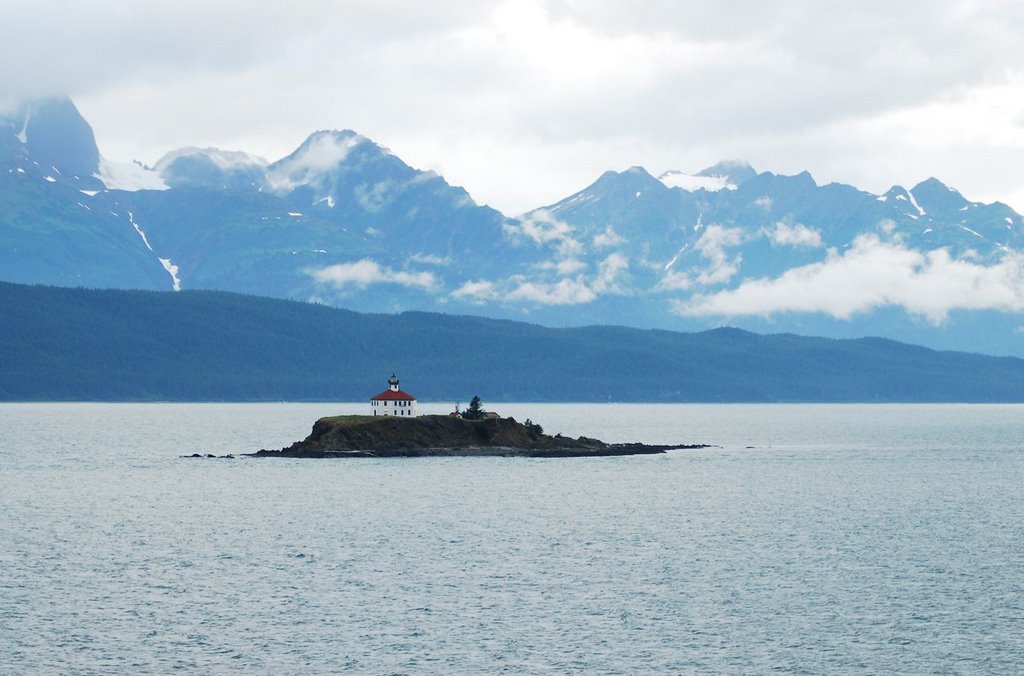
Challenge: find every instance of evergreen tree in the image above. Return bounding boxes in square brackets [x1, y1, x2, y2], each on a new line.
[463, 395, 484, 420]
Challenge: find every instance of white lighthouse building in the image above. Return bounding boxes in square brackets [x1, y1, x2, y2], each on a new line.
[370, 374, 418, 417]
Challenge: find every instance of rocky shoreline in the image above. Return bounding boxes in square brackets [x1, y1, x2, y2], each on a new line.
[244, 414, 710, 459]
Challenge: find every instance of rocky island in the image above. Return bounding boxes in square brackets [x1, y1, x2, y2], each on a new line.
[248, 414, 708, 458]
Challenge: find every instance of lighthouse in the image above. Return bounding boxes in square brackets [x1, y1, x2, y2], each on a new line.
[369, 374, 418, 417]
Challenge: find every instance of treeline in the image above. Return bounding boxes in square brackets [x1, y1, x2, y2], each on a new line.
[2, 281, 1024, 402]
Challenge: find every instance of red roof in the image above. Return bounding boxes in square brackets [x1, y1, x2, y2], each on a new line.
[371, 389, 416, 401]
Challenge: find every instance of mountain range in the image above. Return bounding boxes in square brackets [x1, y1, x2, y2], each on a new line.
[2, 97, 1023, 356]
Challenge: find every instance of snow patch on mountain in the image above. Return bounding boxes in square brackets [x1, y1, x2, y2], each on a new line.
[16, 110, 30, 144]
[664, 243, 689, 272]
[906, 190, 927, 216]
[127, 211, 153, 252]
[95, 158, 169, 192]
[658, 170, 736, 192]
[159, 258, 181, 291]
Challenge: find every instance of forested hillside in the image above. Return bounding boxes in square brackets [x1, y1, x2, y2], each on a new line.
[2, 281, 1023, 402]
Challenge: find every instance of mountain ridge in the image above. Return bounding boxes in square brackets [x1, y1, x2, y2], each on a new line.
[3, 280, 1024, 402]
[2, 95, 1023, 357]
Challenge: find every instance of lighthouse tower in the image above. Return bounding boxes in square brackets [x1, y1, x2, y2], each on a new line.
[370, 374, 418, 417]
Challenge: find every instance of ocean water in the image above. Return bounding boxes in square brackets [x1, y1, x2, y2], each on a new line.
[1, 403, 1022, 673]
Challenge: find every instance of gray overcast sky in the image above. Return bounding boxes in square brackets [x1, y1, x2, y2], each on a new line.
[2, 0, 1022, 214]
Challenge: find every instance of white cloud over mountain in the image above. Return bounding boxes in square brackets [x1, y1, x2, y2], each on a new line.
[767, 222, 823, 248]
[307, 259, 437, 291]
[674, 234, 1024, 323]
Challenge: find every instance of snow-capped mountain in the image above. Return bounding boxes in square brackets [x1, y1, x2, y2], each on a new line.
[2, 96, 1023, 357]
[658, 160, 757, 192]
[1, 97, 102, 188]
[155, 147, 267, 190]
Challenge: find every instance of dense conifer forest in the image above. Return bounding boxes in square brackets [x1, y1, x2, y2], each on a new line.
[3, 281, 1023, 402]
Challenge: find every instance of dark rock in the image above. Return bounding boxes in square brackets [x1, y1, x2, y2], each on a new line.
[247, 414, 706, 459]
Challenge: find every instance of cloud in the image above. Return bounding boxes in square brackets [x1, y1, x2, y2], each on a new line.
[535, 257, 588, 275]
[653, 224, 744, 290]
[506, 276, 598, 305]
[656, 269, 693, 292]
[409, 253, 451, 266]
[558, 258, 587, 275]
[766, 222, 823, 248]
[503, 209, 583, 255]
[502, 252, 630, 305]
[593, 252, 629, 293]
[451, 279, 498, 303]
[593, 224, 626, 248]
[353, 180, 395, 212]
[307, 259, 437, 290]
[674, 234, 1024, 323]
[693, 224, 744, 285]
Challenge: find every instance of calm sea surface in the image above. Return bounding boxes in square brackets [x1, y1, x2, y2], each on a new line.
[2, 403, 1022, 673]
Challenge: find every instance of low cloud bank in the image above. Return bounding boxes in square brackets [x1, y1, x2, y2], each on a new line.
[307, 259, 436, 290]
[674, 234, 1024, 323]
[454, 252, 630, 306]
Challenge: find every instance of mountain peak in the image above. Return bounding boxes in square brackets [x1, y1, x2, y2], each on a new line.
[658, 160, 755, 192]
[910, 176, 969, 215]
[2, 96, 100, 182]
[696, 160, 757, 185]
[266, 129, 374, 193]
[659, 169, 736, 192]
[911, 176, 955, 193]
[155, 146, 268, 173]
[155, 146, 269, 190]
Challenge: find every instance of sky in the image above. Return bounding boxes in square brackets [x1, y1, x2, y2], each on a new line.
[1, 0, 1023, 216]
